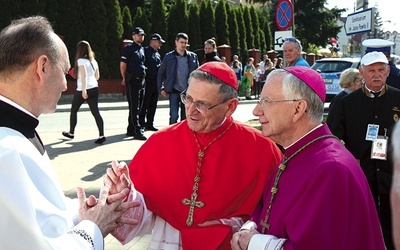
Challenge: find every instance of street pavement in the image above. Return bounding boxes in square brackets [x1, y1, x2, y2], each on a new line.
[37, 97, 259, 249]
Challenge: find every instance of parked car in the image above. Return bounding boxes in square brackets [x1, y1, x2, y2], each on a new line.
[311, 57, 361, 102]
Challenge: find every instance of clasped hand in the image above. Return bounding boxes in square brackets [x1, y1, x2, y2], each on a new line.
[76, 160, 140, 237]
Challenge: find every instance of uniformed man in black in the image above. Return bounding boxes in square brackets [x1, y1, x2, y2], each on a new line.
[120, 27, 147, 140]
[362, 38, 400, 89]
[139, 33, 164, 131]
[330, 51, 400, 250]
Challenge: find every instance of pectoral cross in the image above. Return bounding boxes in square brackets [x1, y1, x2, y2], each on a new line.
[182, 192, 204, 226]
[260, 221, 270, 234]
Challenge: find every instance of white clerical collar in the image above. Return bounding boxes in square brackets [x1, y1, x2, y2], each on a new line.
[0, 95, 37, 118]
[284, 124, 323, 150]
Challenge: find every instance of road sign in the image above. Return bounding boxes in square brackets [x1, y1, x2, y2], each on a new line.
[274, 30, 293, 51]
[344, 8, 374, 35]
[275, 0, 293, 31]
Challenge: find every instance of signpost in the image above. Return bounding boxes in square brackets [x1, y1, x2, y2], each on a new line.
[344, 8, 374, 35]
[274, 30, 293, 51]
[275, 0, 293, 31]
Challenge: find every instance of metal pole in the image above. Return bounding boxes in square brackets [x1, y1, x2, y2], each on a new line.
[292, 0, 295, 37]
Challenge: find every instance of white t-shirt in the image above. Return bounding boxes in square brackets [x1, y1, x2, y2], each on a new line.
[77, 58, 99, 91]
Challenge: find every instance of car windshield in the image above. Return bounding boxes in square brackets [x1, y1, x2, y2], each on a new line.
[312, 61, 354, 73]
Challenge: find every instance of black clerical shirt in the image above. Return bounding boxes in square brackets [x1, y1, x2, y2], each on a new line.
[0, 100, 45, 154]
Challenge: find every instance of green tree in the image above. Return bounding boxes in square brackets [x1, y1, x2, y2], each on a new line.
[55, 0, 85, 63]
[258, 7, 273, 52]
[121, 6, 133, 40]
[104, 0, 124, 78]
[199, 0, 215, 42]
[368, 6, 385, 39]
[259, 30, 266, 54]
[215, 0, 229, 46]
[166, 0, 188, 48]
[236, 7, 248, 63]
[227, 4, 240, 55]
[150, 0, 168, 54]
[243, 6, 255, 49]
[188, 3, 202, 52]
[250, 6, 260, 50]
[133, 7, 150, 37]
[82, 0, 109, 76]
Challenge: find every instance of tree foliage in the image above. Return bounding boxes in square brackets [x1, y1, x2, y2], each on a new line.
[200, 0, 216, 43]
[0, 0, 351, 78]
[150, 0, 167, 54]
[188, 3, 202, 53]
[250, 6, 260, 50]
[236, 7, 248, 62]
[243, 6, 255, 49]
[215, 0, 229, 46]
[167, 0, 188, 48]
[121, 6, 133, 40]
[227, 3, 240, 56]
[104, 0, 124, 78]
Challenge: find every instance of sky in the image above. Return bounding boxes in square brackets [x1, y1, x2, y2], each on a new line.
[325, 0, 399, 32]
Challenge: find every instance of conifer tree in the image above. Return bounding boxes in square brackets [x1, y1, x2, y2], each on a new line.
[243, 6, 255, 49]
[121, 6, 133, 40]
[104, 0, 124, 78]
[215, 0, 229, 46]
[258, 7, 273, 51]
[166, 0, 188, 48]
[236, 7, 248, 63]
[133, 7, 150, 37]
[55, 0, 85, 63]
[250, 6, 260, 50]
[150, 0, 168, 54]
[199, 0, 215, 43]
[82, 0, 109, 75]
[188, 3, 202, 52]
[227, 3, 240, 55]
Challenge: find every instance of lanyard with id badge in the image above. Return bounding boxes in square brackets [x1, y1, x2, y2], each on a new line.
[366, 124, 388, 160]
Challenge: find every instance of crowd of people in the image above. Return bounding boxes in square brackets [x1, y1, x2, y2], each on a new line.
[2, 14, 400, 250]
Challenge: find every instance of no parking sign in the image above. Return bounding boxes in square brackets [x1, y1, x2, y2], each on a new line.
[275, 0, 293, 31]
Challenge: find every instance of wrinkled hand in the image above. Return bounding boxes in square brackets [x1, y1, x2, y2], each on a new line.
[105, 160, 131, 196]
[231, 227, 259, 250]
[76, 182, 139, 237]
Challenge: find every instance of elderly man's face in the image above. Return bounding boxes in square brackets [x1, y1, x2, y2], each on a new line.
[283, 42, 301, 65]
[184, 79, 236, 133]
[253, 73, 298, 146]
[359, 63, 390, 92]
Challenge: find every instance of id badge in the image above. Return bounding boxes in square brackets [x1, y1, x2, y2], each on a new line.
[366, 124, 379, 141]
[371, 136, 388, 160]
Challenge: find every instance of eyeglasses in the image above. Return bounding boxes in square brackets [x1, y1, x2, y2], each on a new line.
[284, 37, 301, 47]
[257, 98, 302, 109]
[181, 92, 229, 114]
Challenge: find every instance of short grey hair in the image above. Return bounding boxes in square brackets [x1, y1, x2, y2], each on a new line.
[188, 70, 238, 100]
[268, 69, 324, 122]
[0, 16, 60, 74]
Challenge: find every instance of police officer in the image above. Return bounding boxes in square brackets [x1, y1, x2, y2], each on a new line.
[139, 33, 165, 131]
[363, 38, 400, 89]
[120, 27, 147, 140]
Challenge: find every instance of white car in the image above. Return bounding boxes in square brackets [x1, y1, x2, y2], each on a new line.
[311, 58, 361, 102]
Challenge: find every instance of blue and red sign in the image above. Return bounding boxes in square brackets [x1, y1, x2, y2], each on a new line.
[275, 0, 293, 31]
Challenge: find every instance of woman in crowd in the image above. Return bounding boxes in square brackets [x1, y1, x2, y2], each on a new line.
[62, 40, 106, 144]
[326, 68, 362, 127]
[202, 38, 221, 64]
